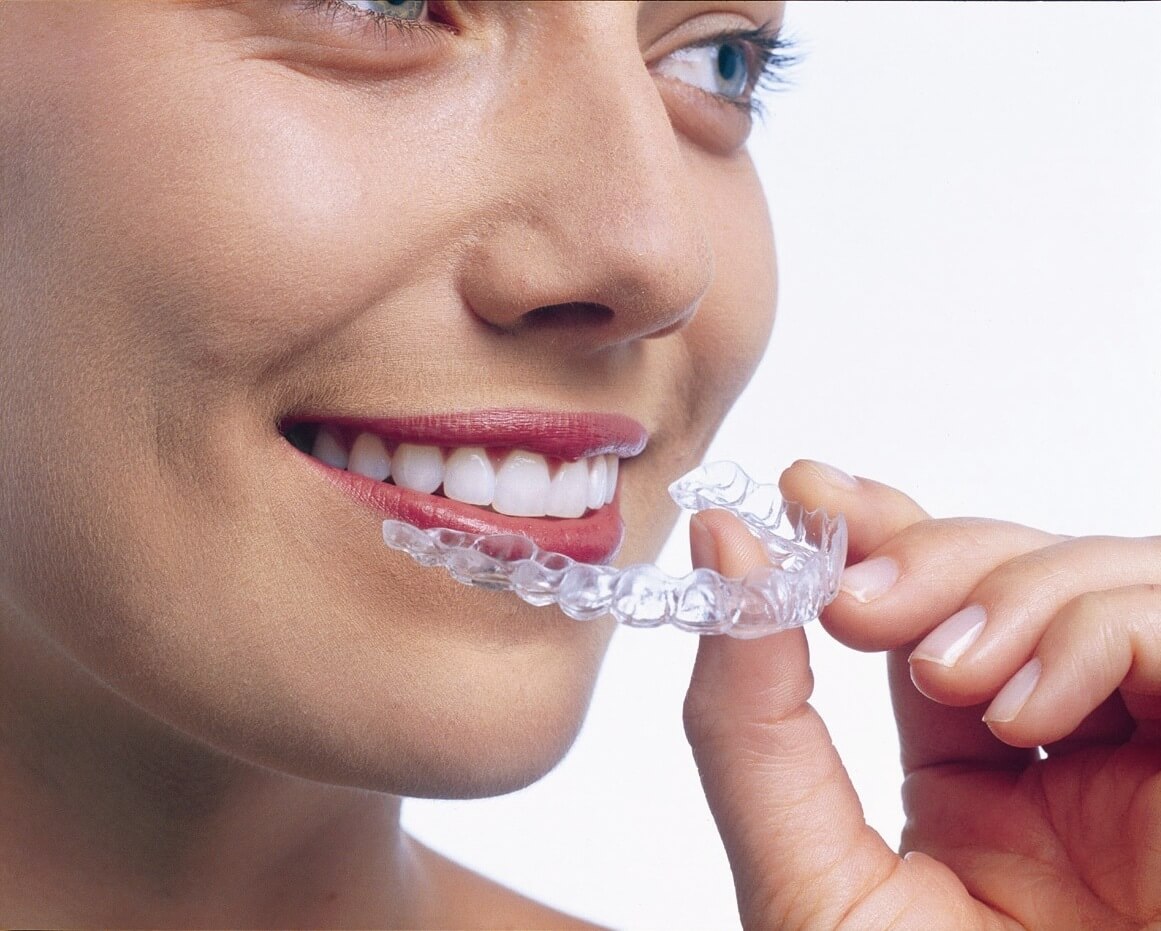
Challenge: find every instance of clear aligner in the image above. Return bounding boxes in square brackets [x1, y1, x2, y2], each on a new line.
[381, 461, 848, 639]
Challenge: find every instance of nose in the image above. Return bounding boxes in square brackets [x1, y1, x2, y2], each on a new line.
[459, 12, 714, 349]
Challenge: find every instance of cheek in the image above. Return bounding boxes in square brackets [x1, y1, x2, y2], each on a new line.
[687, 164, 777, 415]
[88, 86, 399, 372]
[16, 56, 457, 385]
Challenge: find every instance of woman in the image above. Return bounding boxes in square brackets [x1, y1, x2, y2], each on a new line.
[1, 1, 1157, 927]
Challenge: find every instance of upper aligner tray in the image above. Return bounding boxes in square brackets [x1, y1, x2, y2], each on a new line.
[381, 461, 848, 639]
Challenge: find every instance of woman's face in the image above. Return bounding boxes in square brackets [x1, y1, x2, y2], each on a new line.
[0, 0, 781, 796]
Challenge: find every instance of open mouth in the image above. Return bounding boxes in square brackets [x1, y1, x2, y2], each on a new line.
[283, 421, 618, 519]
[280, 410, 648, 563]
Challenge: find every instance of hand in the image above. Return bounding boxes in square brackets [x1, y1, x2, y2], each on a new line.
[684, 460, 1161, 930]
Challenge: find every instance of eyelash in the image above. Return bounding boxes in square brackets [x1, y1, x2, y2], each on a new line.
[302, 0, 452, 44]
[700, 27, 798, 119]
[300, 1, 797, 116]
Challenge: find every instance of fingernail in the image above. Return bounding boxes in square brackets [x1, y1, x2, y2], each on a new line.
[839, 556, 898, 603]
[689, 514, 719, 571]
[808, 460, 858, 489]
[984, 657, 1042, 724]
[910, 605, 986, 667]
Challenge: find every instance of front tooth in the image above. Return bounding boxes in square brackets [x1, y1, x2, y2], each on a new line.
[312, 427, 348, 469]
[493, 451, 551, 517]
[348, 432, 391, 481]
[546, 459, 589, 518]
[442, 447, 495, 506]
[586, 455, 608, 510]
[392, 443, 444, 494]
[604, 455, 619, 504]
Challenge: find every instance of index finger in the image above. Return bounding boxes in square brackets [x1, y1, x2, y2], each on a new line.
[779, 460, 930, 563]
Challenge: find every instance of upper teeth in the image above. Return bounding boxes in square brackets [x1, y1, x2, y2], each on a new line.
[310, 428, 620, 518]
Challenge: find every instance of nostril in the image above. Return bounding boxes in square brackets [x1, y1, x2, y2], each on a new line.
[521, 302, 615, 331]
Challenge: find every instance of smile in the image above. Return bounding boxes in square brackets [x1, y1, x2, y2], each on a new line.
[281, 410, 649, 564]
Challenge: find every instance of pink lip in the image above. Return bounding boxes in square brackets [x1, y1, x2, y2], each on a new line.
[286, 410, 648, 564]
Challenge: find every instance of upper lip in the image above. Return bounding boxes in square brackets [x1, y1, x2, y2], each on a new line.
[283, 409, 649, 460]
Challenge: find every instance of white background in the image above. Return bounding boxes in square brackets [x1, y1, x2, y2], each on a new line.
[404, 3, 1161, 927]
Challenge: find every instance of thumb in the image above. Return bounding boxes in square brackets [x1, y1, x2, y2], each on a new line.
[684, 509, 905, 928]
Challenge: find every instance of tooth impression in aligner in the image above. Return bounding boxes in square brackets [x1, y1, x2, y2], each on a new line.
[381, 461, 848, 639]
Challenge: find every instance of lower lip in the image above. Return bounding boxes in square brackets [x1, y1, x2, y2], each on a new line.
[296, 450, 625, 564]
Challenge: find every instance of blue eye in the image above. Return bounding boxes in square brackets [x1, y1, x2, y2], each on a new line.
[656, 40, 751, 101]
[337, 0, 426, 21]
[712, 41, 749, 98]
[653, 28, 795, 117]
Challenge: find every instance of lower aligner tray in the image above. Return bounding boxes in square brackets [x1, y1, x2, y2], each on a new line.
[382, 461, 847, 639]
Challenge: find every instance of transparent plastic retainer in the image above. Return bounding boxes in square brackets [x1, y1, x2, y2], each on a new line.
[381, 461, 848, 639]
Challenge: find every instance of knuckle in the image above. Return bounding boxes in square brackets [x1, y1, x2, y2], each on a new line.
[974, 537, 1161, 624]
[1059, 588, 1107, 618]
[681, 685, 723, 746]
[974, 546, 1069, 608]
[891, 516, 1047, 570]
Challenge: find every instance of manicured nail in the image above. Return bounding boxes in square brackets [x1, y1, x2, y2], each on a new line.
[839, 556, 898, 603]
[910, 605, 986, 667]
[689, 514, 719, 571]
[808, 460, 858, 489]
[984, 657, 1042, 724]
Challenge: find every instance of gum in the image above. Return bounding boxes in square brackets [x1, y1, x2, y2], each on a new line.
[381, 461, 847, 638]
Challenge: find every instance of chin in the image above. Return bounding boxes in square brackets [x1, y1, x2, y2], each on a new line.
[364, 614, 615, 799]
[372, 695, 596, 801]
[174, 596, 618, 802]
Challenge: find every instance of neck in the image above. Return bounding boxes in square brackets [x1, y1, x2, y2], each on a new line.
[0, 616, 418, 928]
